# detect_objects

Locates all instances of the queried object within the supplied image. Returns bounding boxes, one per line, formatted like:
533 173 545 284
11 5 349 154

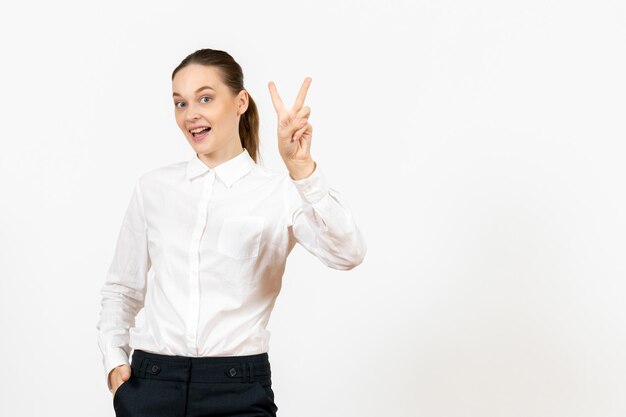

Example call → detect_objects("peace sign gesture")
268 77 315 177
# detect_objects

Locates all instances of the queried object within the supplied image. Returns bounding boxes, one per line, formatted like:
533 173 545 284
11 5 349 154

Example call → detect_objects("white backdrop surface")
0 1 625 416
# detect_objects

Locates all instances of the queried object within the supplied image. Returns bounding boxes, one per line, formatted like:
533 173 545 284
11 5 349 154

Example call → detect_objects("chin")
191 141 215 154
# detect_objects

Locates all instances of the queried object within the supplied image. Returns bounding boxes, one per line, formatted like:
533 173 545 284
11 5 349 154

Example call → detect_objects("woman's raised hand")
268 77 315 176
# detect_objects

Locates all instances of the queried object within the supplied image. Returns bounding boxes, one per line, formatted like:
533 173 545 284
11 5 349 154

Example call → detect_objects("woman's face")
172 64 248 166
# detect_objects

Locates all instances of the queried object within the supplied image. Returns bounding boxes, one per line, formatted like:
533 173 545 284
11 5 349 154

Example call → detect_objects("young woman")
96 48 366 417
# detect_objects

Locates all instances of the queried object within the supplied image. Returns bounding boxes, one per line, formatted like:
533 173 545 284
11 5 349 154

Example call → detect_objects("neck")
197 140 244 169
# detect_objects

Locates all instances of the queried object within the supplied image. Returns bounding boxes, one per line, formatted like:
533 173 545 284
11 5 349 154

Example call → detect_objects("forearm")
96 284 144 389
287 162 367 270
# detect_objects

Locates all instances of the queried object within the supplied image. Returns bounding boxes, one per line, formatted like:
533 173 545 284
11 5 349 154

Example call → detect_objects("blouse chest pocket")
217 215 265 260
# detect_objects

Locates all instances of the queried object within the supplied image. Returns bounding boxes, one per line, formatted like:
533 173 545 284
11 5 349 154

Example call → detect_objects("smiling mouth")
190 127 211 137
189 126 211 142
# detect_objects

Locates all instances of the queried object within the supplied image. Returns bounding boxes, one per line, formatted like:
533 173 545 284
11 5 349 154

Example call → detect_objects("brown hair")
171 48 260 163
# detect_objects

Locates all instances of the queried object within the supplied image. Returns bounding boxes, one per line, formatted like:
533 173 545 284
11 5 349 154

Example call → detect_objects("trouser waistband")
130 349 272 384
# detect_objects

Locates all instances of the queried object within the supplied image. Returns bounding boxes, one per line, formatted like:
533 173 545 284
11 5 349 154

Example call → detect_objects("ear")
236 90 249 115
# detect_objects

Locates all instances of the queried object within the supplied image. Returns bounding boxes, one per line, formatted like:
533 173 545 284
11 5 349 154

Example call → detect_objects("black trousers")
113 349 278 417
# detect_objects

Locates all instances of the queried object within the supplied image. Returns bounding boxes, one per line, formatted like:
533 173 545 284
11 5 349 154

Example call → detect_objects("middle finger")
291 77 312 113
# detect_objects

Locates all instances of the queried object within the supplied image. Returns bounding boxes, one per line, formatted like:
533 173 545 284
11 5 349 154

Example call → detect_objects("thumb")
120 364 132 380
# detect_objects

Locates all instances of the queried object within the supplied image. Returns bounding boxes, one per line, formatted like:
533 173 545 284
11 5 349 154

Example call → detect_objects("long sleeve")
285 162 366 270
96 179 151 390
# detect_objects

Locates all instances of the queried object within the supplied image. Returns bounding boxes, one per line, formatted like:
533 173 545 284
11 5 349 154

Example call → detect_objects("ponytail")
239 93 260 164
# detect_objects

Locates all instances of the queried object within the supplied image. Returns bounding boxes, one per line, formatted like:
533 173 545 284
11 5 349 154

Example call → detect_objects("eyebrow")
172 85 215 98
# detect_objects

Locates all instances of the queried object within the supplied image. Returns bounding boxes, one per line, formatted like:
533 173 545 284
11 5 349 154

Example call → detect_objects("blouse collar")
185 148 256 187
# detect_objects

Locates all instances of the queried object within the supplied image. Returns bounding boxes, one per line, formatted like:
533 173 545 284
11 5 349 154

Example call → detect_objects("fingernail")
299 119 306 124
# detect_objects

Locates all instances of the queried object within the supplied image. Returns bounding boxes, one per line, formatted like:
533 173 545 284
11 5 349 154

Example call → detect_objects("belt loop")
138 357 147 378
249 362 255 383
239 361 245 381
240 362 244 382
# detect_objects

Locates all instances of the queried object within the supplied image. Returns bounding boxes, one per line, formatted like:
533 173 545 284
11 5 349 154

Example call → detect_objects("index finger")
268 81 285 114
291 77 312 113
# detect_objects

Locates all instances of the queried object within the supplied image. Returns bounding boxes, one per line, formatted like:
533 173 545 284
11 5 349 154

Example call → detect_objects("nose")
185 102 201 122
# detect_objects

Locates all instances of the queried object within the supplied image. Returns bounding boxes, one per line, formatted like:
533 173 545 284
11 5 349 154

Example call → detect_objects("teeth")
190 127 210 133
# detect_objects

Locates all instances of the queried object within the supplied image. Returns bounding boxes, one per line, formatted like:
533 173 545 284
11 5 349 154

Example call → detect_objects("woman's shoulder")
252 163 286 179
252 164 301 189
134 160 188 187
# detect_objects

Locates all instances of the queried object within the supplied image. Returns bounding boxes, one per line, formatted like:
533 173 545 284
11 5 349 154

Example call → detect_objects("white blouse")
96 148 366 389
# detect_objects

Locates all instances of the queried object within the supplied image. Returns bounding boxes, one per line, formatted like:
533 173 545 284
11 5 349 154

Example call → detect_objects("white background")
1 1 625 416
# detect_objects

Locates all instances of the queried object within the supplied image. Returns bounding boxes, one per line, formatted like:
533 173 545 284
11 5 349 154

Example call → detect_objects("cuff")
103 348 130 392
290 162 331 205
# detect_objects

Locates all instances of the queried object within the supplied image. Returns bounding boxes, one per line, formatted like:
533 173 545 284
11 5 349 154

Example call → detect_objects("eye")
175 101 185 109
200 96 213 103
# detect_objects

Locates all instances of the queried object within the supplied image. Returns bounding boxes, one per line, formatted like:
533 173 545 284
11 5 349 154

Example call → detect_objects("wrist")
286 159 316 180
